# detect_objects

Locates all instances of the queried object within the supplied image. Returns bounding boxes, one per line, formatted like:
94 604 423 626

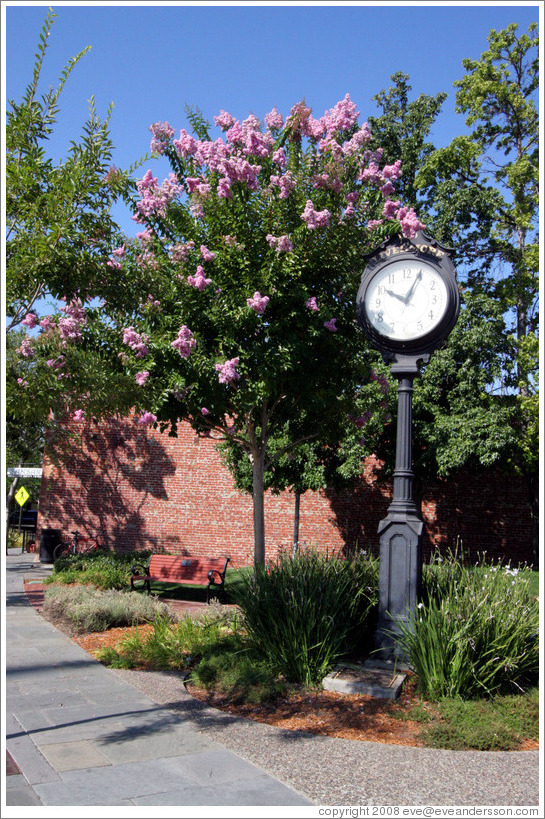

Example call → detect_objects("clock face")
364 259 449 342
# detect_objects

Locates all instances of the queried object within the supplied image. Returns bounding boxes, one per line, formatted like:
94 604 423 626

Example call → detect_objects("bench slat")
131 554 230 603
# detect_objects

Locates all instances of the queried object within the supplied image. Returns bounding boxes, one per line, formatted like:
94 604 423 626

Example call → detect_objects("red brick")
37 418 534 566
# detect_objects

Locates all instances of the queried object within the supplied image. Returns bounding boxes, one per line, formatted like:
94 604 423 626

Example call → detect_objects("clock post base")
374 512 423 663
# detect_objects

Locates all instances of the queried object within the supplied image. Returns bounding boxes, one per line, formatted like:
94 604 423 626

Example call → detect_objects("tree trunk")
5 474 20 554
251 450 266 567
292 490 301 557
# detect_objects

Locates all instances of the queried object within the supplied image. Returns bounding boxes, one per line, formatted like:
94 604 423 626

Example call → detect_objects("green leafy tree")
368 71 447 214
416 23 539 561
4 9 143 546
75 97 424 564
5 9 129 330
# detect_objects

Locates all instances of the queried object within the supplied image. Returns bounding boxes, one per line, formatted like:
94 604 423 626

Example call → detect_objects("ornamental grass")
396 550 539 701
235 547 379 687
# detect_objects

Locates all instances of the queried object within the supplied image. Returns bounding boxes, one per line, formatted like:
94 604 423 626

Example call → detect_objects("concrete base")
322 662 406 700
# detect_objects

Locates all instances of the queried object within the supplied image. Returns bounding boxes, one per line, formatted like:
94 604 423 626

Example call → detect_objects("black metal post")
375 364 423 661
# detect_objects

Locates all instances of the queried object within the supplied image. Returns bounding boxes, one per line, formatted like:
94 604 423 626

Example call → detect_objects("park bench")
130 554 230 603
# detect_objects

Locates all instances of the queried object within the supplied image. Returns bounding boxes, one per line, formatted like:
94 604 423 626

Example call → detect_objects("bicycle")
52 530 101 561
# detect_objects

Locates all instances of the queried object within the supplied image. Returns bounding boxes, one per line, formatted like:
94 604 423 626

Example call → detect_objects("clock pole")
355 231 460 664
375 354 426 661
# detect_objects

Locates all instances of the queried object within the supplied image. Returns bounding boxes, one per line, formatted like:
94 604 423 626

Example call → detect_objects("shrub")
98 606 239 670
48 550 153 590
42 583 172 633
396 551 539 700
234 547 379 686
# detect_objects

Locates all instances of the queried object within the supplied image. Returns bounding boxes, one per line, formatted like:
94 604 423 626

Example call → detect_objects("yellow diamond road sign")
15 486 30 507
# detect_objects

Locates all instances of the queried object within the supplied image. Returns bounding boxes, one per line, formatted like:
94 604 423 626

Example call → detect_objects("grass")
397 551 539 700
42 583 173 633
395 688 539 751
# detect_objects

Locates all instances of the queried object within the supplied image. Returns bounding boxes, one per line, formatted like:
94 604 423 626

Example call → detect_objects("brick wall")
37 417 534 567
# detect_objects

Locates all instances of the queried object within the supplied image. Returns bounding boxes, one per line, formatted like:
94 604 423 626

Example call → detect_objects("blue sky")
4 1 540 238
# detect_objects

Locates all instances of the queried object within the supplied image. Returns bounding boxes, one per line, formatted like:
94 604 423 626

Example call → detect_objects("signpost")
356 231 460 660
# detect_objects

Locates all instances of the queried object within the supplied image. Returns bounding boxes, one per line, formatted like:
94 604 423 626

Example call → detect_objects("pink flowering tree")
41 95 423 564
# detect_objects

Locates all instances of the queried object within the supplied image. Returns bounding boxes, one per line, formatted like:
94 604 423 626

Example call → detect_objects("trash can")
39 529 62 563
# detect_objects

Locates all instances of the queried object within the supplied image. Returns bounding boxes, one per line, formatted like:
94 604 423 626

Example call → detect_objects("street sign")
15 486 30 507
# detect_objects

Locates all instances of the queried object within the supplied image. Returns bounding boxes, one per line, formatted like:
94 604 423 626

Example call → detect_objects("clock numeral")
417 321 423 331
430 280 437 290
388 273 395 284
432 296 437 304
403 268 412 279
377 286 385 295
375 298 381 307
428 310 434 320
377 311 384 323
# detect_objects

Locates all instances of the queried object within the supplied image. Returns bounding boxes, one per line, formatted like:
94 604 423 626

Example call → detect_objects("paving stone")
39 740 111 771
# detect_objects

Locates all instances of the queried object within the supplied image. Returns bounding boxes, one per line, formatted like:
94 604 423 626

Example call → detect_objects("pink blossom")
169 240 195 262
266 234 293 253
187 266 212 291
17 378 28 387
173 129 198 157
112 245 126 256
185 177 201 193
265 107 284 130
359 162 382 185
342 124 372 155
312 173 342 194
321 94 359 136
301 200 331 230
171 325 196 358
149 121 174 154
39 316 57 333
383 199 401 220
367 219 384 230
276 235 294 253
122 327 150 358
353 411 372 429
380 181 396 198
324 318 338 332
46 356 65 369
247 292 270 315
135 371 149 385
217 178 232 198
396 207 425 239
17 337 35 357
306 297 319 312
73 409 86 422
244 129 273 158
201 407 210 416
107 258 121 269
200 245 215 261
226 121 244 145
382 160 402 180
215 357 240 385
138 411 157 426
214 110 236 130
272 147 287 167
22 313 38 328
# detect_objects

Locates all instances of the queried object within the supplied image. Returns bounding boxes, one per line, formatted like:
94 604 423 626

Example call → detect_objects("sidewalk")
4 552 313 808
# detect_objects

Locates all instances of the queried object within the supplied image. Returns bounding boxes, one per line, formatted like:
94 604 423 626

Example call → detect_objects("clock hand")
402 270 422 304
385 288 406 303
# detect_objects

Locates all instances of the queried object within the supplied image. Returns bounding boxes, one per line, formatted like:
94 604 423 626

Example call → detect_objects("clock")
356 232 460 361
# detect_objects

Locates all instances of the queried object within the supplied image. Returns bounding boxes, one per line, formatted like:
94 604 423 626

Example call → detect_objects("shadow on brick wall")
39 419 177 552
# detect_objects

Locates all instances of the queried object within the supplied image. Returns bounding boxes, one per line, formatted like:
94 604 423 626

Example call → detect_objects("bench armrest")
131 564 149 577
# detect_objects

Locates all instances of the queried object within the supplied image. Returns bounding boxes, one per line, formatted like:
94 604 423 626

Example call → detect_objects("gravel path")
110 668 540 806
